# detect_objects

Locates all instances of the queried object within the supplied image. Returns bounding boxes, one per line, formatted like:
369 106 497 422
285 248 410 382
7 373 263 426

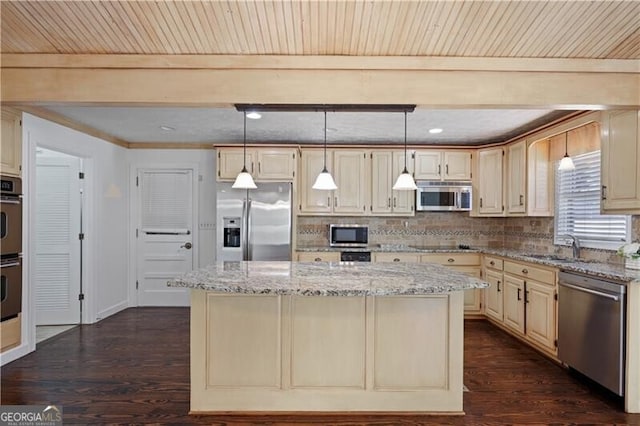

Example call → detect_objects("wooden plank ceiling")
1 0 639 59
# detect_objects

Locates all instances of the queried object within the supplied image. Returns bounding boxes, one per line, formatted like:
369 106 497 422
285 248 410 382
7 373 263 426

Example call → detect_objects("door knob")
181 242 192 249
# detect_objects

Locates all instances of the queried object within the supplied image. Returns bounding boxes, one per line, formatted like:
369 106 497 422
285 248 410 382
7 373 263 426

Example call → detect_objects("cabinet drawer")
483 255 504 270
297 252 340 262
1 314 21 352
504 260 555 284
374 253 420 263
421 253 480 266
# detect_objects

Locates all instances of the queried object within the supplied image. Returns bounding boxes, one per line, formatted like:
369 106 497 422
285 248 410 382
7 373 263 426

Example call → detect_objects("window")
554 150 630 250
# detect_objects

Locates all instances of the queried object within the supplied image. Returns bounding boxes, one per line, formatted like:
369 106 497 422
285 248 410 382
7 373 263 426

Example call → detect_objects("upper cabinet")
601 110 640 213
217 148 296 181
371 151 415 215
526 137 553 216
1 108 22 177
414 150 471 181
298 149 368 215
476 147 504 216
505 140 526 215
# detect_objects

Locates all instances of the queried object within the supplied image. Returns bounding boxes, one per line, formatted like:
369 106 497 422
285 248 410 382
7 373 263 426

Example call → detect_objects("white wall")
25 114 130 323
128 149 217 267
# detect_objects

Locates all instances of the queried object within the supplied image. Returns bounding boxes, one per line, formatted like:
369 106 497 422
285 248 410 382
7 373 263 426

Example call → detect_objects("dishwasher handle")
559 281 620 301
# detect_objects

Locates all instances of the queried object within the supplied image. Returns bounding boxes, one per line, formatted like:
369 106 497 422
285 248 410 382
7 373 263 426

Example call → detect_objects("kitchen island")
168 261 488 414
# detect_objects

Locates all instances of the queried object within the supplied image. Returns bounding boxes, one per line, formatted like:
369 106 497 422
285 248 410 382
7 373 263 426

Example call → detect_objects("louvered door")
35 155 82 325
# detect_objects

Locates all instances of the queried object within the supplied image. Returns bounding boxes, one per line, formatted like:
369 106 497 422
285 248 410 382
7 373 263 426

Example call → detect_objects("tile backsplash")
297 214 640 265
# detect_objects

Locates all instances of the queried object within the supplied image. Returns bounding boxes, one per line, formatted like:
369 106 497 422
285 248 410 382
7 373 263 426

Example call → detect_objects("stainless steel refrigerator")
216 182 292 261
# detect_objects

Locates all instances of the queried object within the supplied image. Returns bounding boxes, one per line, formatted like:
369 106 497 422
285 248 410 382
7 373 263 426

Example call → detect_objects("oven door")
0 196 22 256
416 188 457 211
1 257 22 321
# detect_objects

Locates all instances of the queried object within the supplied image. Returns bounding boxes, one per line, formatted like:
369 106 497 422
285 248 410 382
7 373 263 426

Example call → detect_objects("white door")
35 154 82 325
137 169 194 306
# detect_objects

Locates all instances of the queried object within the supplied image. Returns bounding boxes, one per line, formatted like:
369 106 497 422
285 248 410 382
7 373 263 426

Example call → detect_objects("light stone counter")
172 260 484 414
168 260 489 296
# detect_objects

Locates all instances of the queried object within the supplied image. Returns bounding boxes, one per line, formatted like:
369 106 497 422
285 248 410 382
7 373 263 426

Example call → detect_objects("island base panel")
190 291 464 412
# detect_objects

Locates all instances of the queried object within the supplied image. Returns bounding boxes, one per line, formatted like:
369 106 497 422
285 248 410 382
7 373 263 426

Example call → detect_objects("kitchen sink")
526 254 576 263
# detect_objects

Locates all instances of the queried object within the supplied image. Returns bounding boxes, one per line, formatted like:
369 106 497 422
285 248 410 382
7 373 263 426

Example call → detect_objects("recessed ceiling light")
159 125 175 131
429 128 443 134
246 111 262 119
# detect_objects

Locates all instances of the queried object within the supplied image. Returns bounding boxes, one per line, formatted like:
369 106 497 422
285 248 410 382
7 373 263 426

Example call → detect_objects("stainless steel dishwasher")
558 271 626 396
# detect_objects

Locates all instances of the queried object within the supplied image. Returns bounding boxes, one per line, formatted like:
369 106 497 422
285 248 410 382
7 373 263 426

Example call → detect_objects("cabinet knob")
393 258 400 262
522 268 528 274
447 258 455 263
489 260 495 266
314 257 322 262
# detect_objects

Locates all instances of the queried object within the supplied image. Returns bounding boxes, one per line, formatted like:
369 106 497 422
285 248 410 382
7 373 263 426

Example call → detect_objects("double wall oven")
1 175 22 322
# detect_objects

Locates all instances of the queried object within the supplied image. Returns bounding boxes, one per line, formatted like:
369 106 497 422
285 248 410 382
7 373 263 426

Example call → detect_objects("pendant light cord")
404 111 408 169
323 110 327 170
243 111 247 167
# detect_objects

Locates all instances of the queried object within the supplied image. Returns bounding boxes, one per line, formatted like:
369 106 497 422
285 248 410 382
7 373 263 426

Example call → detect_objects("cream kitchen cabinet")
505 140 526 215
422 253 482 315
476 147 504 216
296 251 340 262
370 151 415 215
414 150 471 181
482 256 504 322
1 107 22 177
217 148 296 181
502 259 557 354
527 137 553 216
601 110 640 213
333 150 368 215
299 149 368 215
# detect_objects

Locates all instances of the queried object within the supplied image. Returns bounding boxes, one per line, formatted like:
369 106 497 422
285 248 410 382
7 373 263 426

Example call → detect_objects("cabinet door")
414 151 442 180
451 266 482 314
373 253 420 263
503 274 525 335
443 151 471 180
299 149 333 214
477 147 504 215
257 149 296 180
333 150 367 214
371 151 393 214
525 280 556 352
601 110 640 212
297 252 340 262
527 138 553 216
0 108 22 177
392 151 415 213
506 140 526 215
218 148 255 180
483 269 504 322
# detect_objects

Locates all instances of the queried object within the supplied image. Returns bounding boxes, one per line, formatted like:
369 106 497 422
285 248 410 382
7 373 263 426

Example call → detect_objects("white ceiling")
41 106 574 146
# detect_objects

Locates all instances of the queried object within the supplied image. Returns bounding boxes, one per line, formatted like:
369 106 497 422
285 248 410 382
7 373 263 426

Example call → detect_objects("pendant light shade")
558 135 575 171
393 111 418 191
232 112 257 189
312 111 338 190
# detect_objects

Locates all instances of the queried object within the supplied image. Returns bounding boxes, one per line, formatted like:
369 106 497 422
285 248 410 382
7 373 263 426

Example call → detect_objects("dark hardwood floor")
2 308 639 425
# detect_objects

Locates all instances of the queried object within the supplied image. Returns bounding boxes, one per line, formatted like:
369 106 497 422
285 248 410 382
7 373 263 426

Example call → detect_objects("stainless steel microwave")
416 181 472 211
329 224 368 247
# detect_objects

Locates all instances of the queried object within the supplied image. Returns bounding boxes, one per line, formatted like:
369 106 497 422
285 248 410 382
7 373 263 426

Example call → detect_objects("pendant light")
312 110 337 190
558 134 575 171
393 111 418 190
232 111 257 189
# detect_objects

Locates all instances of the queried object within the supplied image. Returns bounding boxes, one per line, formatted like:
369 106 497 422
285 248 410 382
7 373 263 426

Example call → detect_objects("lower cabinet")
373 252 420 263
0 314 21 353
487 257 558 355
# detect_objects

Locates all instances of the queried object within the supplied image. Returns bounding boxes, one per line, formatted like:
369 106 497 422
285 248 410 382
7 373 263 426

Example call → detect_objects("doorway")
34 148 83 326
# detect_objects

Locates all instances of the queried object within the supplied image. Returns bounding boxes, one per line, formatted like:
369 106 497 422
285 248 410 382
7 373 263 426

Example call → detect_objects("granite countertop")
168 261 489 296
296 246 640 283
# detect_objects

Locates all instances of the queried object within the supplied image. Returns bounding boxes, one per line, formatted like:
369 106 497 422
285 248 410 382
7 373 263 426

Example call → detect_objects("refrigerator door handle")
242 199 249 260
247 199 253 261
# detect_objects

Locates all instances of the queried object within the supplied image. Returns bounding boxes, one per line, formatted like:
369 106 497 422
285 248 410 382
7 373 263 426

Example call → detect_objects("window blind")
554 150 630 250
141 170 191 233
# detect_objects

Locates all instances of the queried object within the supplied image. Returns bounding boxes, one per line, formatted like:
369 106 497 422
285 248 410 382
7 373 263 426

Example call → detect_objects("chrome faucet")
564 235 581 259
